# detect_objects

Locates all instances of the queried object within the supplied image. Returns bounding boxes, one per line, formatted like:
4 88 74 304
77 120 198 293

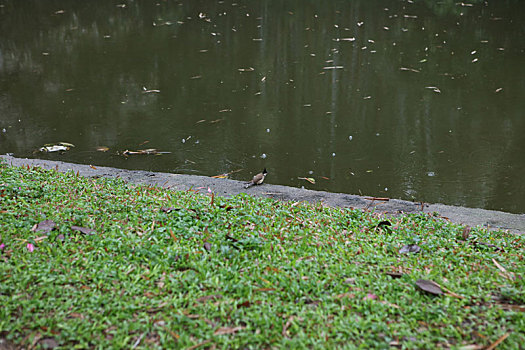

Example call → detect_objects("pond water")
1 0 524 213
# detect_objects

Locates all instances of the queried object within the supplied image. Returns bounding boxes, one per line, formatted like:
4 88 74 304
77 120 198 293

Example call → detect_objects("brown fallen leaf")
415 279 443 296
161 207 180 213
399 244 421 254
163 327 180 340
39 338 59 349
32 220 56 234
492 259 515 280
472 242 504 252
187 339 212 350
334 292 356 299
214 326 246 335
498 304 525 312
71 226 96 236
168 228 178 243
385 272 404 279
462 226 471 240
237 301 252 308
486 332 510 350
195 294 222 303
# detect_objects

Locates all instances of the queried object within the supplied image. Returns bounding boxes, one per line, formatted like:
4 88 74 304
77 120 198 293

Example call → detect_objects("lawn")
0 163 523 349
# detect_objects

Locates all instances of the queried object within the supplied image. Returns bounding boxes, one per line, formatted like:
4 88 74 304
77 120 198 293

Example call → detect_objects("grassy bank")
0 164 523 349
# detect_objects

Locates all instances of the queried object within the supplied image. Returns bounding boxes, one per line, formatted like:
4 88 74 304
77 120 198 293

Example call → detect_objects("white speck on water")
332 152 336 157
261 153 267 159
2 128 6 133
427 171 436 177
376 133 380 136
308 170 314 174
266 128 270 133
384 187 388 191
348 135 353 141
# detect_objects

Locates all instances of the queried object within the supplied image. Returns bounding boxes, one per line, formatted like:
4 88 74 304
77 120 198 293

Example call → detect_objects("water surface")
1 0 524 213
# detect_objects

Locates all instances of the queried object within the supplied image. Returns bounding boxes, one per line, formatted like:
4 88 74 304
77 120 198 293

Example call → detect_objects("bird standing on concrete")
244 168 268 188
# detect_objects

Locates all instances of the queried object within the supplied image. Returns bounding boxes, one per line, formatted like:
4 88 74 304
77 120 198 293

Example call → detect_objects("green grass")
0 163 523 349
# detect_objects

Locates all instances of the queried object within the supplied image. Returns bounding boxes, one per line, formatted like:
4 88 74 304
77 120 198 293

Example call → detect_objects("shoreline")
2 154 524 234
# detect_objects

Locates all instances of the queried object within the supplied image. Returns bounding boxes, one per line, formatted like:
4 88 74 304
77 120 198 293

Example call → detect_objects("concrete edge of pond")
2 155 524 235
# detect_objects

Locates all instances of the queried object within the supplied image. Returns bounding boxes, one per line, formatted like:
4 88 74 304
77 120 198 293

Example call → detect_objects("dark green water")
1 0 524 213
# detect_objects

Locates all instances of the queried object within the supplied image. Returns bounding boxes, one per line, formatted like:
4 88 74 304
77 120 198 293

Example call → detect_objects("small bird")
244 168 268 188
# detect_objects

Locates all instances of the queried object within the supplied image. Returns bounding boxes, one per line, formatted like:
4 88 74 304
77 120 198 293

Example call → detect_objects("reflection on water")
1 0 524 213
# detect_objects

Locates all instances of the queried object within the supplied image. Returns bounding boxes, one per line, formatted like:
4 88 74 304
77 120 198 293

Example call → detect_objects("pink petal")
27 243 34 252
0 243 5 251
207 187 212 193
363 293 378 300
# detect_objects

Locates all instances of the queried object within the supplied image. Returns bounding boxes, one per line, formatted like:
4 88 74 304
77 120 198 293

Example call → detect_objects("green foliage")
1 164 523 349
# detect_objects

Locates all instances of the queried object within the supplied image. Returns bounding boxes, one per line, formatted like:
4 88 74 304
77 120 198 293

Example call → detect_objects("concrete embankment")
2 155 524 234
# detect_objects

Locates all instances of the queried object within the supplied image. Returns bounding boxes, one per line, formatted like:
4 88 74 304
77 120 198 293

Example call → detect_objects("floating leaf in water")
142 87 160 93
55 142 75 148
399 67 420 73
122 149 171 156
323 66 344 70
298 177 316 184
333 37 355 42
40 145 68 153
415 279 443 296
425 86 441 93
39 142 74 152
